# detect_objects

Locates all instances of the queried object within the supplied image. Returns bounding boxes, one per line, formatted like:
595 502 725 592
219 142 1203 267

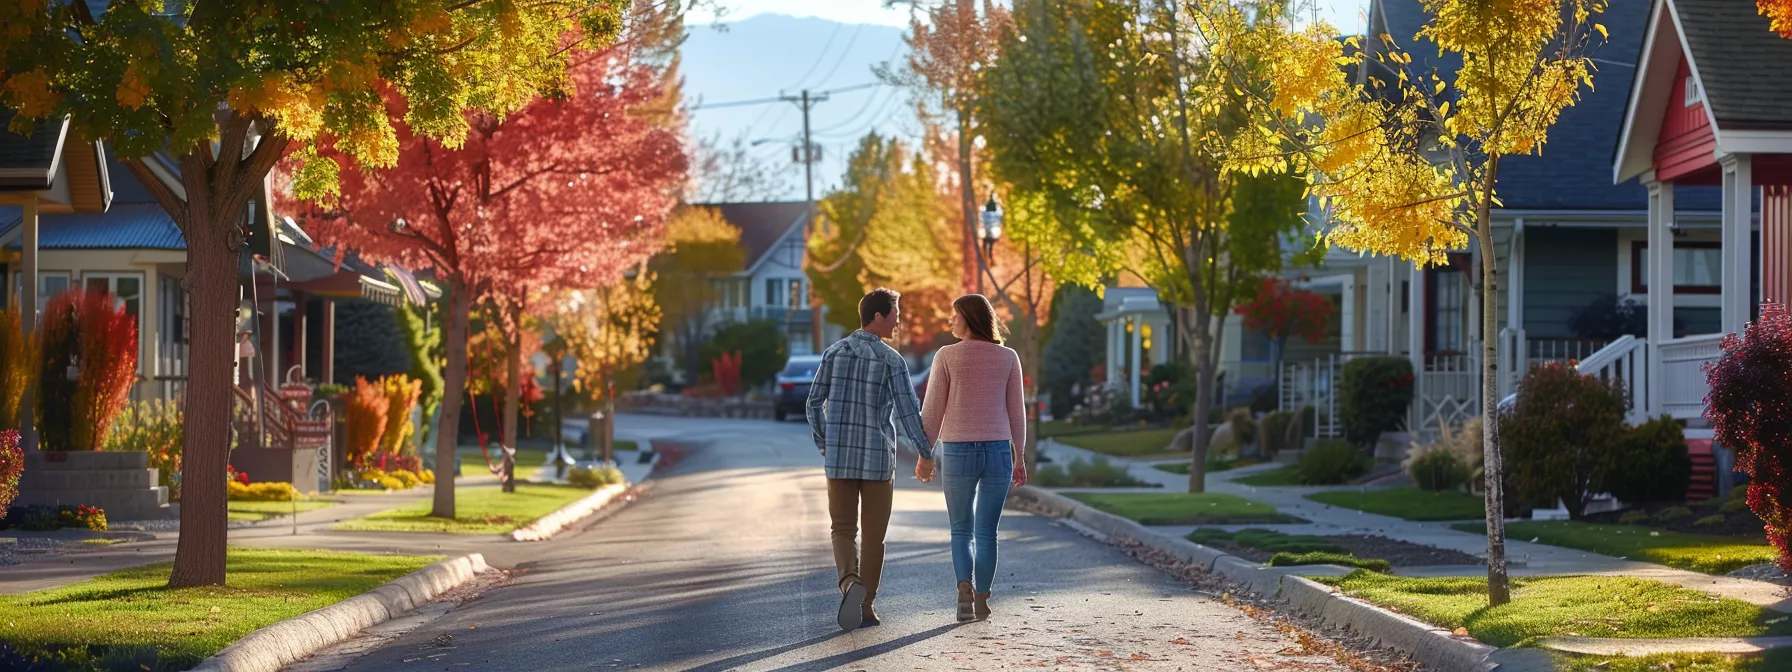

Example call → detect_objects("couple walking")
804 288 1029 632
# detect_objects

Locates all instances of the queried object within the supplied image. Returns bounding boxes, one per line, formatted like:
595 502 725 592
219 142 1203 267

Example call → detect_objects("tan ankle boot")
955 581 975 622
974 592 991 620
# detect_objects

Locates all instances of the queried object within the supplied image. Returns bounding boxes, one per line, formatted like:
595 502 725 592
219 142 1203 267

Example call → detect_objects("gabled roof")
695 201 810 271
0 146 175 249
0 111 69 191
1673 0 1792 131
1369 0 1718 212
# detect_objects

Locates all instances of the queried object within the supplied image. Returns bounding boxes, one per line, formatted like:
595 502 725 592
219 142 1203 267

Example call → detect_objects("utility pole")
781 89 829 353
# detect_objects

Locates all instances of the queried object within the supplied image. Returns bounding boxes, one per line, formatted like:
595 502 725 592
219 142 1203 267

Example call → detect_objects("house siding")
1522 227 1618 339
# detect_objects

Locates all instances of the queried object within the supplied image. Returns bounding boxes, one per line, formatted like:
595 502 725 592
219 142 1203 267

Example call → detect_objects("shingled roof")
1366 0 1719 212
695 201 810 271
0 147 182 250
1673 0 1792 131
0 111 68 191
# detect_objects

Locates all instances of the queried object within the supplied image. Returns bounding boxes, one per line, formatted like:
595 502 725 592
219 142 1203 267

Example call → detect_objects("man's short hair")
859 288 900 327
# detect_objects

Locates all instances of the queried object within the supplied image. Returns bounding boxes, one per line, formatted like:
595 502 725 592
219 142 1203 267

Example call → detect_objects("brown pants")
827 478 894 605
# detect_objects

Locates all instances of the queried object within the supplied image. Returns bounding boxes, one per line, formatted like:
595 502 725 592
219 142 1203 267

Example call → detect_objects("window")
1433 270 1467 352
1684 77 1700 107
1631 241 1722 295
765 278 785 306
787 279 804 309
10 271 71 314
84 273 144 354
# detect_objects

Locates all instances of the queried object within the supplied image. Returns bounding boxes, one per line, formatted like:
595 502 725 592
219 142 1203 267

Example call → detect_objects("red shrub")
0 430 21 517
37 289 138 450
345 377 390 469
1706 301 1792 572
712 351 742 397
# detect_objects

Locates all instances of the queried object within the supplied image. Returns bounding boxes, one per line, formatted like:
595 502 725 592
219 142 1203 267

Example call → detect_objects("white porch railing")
1574 335 1648 425
1419 352 1479 438
1659 333 1726 421
1279 355 1344 439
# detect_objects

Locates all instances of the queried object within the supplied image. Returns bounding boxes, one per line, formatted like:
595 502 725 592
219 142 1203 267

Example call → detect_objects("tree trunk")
167 234 237 588
957 107 980 294
1016 316 1042 473
503 321 521 494
1187 306 1214 493
431 286 471 519
1477 170 1512 606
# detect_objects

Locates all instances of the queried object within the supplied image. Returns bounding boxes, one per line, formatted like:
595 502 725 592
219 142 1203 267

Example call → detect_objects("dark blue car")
774 355 825 422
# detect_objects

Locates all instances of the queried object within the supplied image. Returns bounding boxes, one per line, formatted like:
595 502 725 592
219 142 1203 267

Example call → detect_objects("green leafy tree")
394 298 444 451
653 206 747 379
1041 284 1106 418
1 0 626 586
699 321 789 388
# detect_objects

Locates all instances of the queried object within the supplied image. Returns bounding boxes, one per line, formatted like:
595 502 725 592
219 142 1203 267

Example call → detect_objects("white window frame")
1684 77 1700 107
82 272 147 371
10 270 72 315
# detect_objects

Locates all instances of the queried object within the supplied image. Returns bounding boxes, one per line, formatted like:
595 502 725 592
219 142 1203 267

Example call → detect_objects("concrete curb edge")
510 482 631 542
190 553 492 672
1010 486 1498 672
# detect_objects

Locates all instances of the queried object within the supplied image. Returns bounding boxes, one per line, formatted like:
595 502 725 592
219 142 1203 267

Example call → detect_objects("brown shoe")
974 592 991 620
956 581 975 622
838 578 867 631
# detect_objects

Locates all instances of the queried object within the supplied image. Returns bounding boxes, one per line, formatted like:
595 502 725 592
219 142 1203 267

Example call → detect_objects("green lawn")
1038 420 1106 438
1153 458 1251 475
1065 492 1300 525
1553 650 1792 672
1306 487 1486 521
1056 429 1183 459
334 483 594 535
0 548 436 669
1450 520 1776 575
227 499 338 522
1232 464 1303 486
614 439 639 452
1315 571 1792 648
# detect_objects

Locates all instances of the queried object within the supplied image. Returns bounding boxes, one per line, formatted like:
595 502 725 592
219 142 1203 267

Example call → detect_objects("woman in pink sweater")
916 293 1027 622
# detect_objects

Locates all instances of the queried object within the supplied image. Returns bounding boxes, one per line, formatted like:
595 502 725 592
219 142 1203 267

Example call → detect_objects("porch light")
980 196 1003 258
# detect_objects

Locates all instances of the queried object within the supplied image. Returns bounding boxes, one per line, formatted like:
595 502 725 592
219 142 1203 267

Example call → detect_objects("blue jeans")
942 440 1013 594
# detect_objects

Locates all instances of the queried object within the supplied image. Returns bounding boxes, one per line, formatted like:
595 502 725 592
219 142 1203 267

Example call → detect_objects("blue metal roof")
1 203 185 250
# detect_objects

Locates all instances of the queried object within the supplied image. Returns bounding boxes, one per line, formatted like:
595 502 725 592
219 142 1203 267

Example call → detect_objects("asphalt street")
315 415 1346 671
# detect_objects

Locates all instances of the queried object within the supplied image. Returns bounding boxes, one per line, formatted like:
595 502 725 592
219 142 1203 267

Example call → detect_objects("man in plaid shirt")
806 287 933 632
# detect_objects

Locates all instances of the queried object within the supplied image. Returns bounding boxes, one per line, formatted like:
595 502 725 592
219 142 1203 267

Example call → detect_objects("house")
694 201 843 356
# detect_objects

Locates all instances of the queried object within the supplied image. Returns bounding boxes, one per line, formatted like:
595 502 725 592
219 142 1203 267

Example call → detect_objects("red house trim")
1652 56 1718 184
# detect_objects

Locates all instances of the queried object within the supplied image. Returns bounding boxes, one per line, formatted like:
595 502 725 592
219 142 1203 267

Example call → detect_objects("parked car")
774 355 825 421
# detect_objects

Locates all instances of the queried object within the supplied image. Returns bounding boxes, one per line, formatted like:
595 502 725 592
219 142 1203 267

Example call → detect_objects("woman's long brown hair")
953 294 1006 344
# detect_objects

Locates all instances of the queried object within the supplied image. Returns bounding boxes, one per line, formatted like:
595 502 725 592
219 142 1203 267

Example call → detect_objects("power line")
790 22 845 91
810 23 867 88
688 82 879 112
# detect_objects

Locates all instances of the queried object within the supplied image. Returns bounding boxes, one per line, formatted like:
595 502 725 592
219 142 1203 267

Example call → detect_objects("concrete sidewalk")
1039 438 1792 613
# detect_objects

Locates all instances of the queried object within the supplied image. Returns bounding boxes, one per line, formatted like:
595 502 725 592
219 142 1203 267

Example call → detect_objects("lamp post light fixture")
979 196 1004 261
388 218 407 235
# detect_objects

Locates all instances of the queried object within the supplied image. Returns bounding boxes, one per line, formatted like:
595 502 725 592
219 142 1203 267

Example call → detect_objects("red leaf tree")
1234 278 1333 392
290 47 685 511
1706 301 1792 571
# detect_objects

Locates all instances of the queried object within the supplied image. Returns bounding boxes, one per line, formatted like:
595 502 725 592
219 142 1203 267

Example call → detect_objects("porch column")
1505 218 1527 398
1129 316 1142 407
1106 319 1122 385
1407 261 1424 386
1646 178 1675 416
291 293 308 381
19 198 36 451
1152 316 1171 366
1387 256 1404 355
1340 276 1358 352
322 300 336 385
1720 153 1754 335
1364 262 1387 352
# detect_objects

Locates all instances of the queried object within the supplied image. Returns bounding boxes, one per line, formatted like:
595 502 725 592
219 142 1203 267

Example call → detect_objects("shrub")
1258 410 1302 459
1338 357 1413 449
1144 361 1197 420
103 400 184 501
1654 506 1693 522
1694 514 1727 528
569 465 624 489
227 481 299 502
1299 440 1368 485
419 469 436 484
1707 301 1792 572
1619 510 1650 524
1407 449 1466 492
37 289 138 451
376 475 406 491
699 320 788 388
0 305 35 430
379 375 423 456
1607 416 1691 505
345 377 390 469
1034 456 1150 488
2 504 109 532
0 430 20 517
1499 362 1628 520
387 469 422 489
1248 383 1278 414
1227 408 1257 446
1723 497 1751 514
1269 551 1390 573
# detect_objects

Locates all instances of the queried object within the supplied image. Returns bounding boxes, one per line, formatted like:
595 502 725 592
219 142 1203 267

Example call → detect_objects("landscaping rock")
1726 563 1791 585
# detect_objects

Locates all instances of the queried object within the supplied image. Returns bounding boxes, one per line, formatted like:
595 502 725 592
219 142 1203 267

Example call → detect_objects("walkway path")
1040 438 1792 612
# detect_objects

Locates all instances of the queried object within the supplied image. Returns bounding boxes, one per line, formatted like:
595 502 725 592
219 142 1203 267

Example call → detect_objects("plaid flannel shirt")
806 330 933 481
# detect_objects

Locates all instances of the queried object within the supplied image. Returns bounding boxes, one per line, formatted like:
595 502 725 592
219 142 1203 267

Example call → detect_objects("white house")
696 201 843 356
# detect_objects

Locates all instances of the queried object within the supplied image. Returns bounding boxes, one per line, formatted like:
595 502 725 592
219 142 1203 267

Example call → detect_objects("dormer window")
1684 77 1700 107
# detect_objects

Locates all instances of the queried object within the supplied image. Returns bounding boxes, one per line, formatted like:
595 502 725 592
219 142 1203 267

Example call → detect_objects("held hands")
916 457 936 483
1012 461 1027 487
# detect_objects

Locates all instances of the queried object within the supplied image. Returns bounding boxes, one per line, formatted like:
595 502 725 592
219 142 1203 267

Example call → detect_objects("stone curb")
1009 486 1498 672
190 553 491 672
509 482 632 542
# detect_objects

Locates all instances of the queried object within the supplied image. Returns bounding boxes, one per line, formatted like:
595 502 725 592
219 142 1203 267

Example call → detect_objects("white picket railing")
1574 335 1648 425
1658 333 1725 421
1419 352 1479 438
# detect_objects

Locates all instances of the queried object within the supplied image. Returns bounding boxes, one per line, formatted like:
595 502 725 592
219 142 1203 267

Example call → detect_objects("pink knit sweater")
920 339 1026 448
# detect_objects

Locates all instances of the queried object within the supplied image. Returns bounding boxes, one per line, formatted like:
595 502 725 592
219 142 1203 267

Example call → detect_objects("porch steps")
1686 440 1716 501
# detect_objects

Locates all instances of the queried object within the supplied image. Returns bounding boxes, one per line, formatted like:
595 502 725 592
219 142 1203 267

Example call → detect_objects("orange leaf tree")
345 377 390 471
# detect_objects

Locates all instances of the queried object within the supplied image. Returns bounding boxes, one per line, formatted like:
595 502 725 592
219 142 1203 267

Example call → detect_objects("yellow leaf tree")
1194 0 1607 605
